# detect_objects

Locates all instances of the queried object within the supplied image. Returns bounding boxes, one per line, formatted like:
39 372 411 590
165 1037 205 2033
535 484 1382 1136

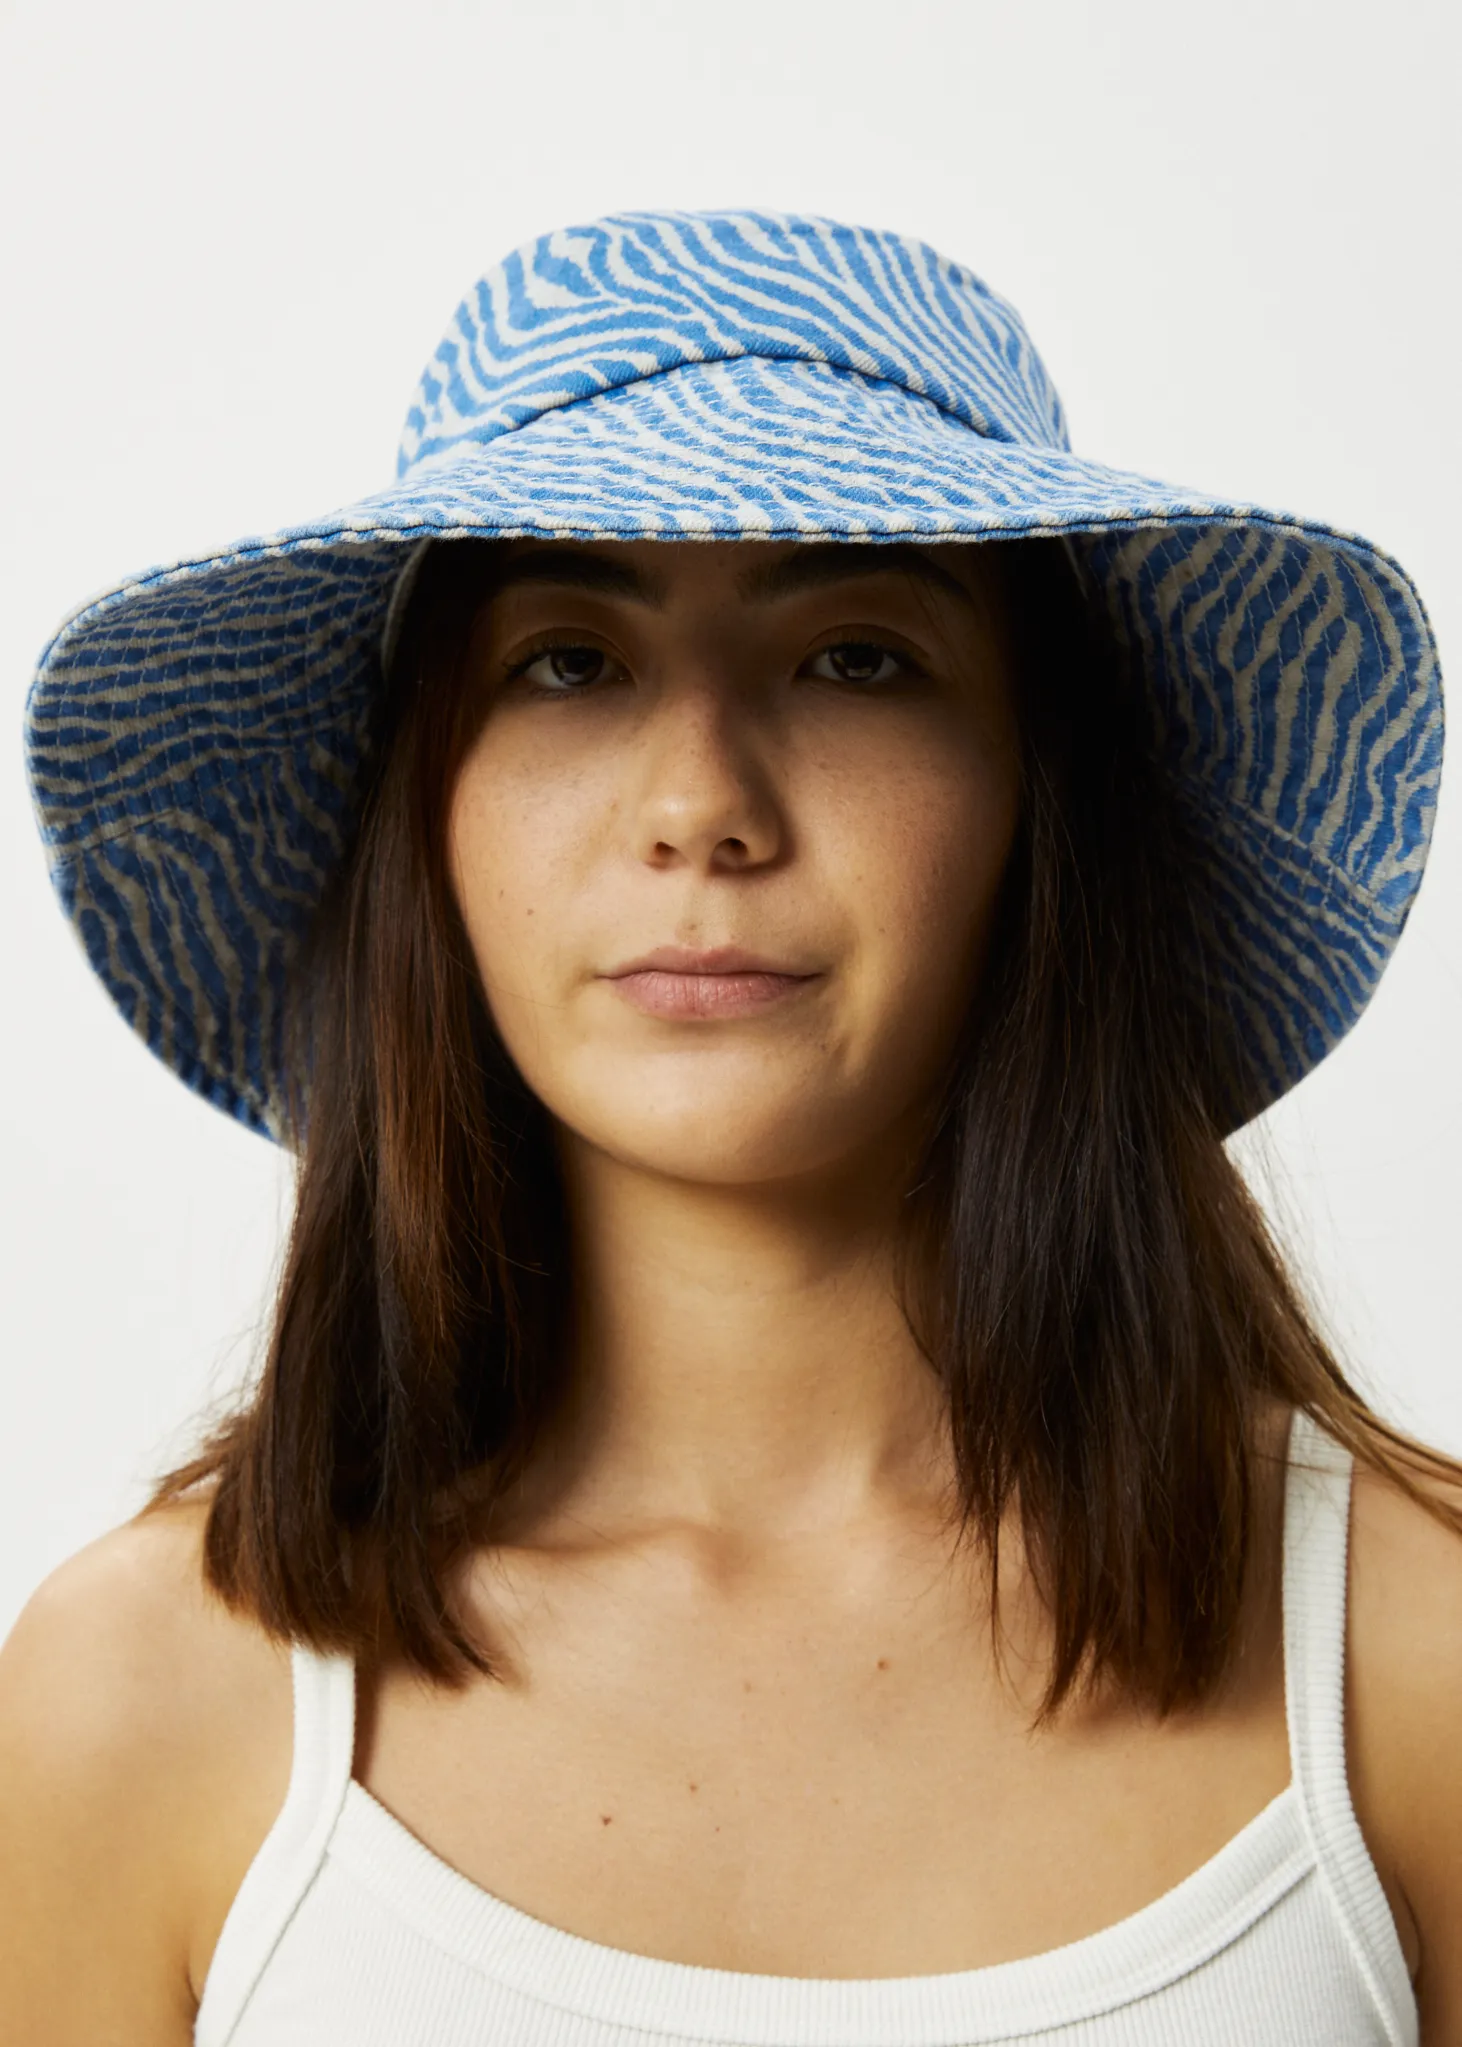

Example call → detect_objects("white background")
1 0 1457 1640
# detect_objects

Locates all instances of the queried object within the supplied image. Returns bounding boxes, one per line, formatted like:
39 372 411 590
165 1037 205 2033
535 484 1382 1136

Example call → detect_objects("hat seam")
400 350 1026 475
1195 806 1410 924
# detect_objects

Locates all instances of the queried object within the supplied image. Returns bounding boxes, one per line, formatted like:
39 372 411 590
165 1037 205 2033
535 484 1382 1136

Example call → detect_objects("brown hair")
151 535 1460 1713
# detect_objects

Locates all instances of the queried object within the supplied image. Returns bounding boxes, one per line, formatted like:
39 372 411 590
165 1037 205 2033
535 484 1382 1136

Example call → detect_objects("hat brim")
24 356 1444 1138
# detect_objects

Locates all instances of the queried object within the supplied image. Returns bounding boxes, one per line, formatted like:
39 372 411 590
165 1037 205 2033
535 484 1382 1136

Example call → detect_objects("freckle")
876 1658 890 1671
601 1814 613 1826
743 1679 753 1693
688 1781 699 1793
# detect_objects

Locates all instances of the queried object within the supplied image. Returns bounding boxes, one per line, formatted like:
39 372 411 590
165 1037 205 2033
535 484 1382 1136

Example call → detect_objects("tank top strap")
1282 1408 1414 2038
194 1645 357 2047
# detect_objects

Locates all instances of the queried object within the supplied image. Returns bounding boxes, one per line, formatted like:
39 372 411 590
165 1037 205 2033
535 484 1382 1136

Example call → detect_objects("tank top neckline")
193 1408 1417 2047
329 1773 1309 2042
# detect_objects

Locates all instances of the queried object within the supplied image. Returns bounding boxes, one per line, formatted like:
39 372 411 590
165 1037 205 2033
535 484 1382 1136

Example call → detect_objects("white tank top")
193 1411 1417 2045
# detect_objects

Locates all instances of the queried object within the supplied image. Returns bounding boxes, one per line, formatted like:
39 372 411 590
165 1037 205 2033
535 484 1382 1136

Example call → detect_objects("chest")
355 1543 1291 1976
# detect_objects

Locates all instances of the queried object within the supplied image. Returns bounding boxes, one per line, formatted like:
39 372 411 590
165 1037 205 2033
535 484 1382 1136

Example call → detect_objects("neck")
518 1133 955 1546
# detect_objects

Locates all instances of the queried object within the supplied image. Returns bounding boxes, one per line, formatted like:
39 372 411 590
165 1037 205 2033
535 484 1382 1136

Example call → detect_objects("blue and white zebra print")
22 210 1444 1139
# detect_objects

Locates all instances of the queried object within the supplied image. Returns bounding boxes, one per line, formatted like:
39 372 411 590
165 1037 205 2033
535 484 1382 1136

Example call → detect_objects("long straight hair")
152 535 1459 1712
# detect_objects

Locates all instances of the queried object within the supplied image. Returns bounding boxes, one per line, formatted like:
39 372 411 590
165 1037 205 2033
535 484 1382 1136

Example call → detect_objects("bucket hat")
24 209 1443 1141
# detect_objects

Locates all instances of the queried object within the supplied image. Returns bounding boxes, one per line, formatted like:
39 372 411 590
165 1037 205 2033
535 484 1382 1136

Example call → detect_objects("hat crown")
396 210 1069 478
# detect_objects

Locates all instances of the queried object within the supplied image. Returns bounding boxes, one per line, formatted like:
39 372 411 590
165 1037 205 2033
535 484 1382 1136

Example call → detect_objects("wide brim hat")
25 210 1443 1141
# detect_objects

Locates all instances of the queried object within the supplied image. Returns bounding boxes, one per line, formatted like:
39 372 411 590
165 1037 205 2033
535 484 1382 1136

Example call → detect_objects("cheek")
834 743 1020 1005
446 737 597 1004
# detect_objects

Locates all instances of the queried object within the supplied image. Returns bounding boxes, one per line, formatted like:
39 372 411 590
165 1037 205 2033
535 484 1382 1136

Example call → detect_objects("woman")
3 210 1459 2043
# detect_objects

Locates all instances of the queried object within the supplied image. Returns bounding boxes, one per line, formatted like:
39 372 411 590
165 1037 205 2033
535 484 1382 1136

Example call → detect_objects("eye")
804 640 914 688
509 641 619 695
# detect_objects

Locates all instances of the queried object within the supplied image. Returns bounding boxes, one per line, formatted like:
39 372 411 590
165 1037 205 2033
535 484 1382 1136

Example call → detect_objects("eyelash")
503 633 927 698
503 635 619 698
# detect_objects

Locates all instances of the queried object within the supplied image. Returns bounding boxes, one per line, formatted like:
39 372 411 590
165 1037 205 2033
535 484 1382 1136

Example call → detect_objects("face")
446 538 1022 1192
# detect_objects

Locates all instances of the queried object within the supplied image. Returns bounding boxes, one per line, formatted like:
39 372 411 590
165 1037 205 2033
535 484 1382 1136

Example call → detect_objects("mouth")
607 945 813 976
602 946 822 1021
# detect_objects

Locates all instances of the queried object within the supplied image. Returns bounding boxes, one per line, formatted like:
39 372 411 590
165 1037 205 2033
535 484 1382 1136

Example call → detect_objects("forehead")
486 537 1010 619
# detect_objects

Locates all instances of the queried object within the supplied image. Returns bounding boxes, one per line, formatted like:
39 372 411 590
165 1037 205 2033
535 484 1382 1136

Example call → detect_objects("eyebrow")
488 542 983 612
491 549 663 603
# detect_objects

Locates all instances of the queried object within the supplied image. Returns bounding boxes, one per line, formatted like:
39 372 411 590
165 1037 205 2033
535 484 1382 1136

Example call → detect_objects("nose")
629 680 784 874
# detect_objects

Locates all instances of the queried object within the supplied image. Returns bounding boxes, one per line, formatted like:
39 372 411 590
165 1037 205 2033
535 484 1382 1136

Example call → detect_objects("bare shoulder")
0 1502 293 2044
0 1499 293 1789
1346 1441 1462 2028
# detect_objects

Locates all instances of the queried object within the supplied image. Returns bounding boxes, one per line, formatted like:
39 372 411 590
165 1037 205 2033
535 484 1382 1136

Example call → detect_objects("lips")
603 945 821 1020
606 944 811 977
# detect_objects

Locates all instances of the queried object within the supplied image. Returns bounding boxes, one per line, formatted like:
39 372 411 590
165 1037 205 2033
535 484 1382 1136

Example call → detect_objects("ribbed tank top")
193 1411 1417 2045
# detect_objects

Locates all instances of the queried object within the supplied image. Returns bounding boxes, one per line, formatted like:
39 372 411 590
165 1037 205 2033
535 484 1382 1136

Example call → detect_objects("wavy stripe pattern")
398 211 1067 472
23 211 1444 1139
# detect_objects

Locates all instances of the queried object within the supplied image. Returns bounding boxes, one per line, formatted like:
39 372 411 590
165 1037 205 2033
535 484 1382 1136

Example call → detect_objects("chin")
564 1090 880 1189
